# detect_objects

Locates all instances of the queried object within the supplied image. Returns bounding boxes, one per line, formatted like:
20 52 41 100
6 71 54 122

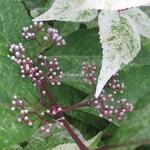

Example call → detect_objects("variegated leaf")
33 0 150 22
33 0 98 22
51 131 102 150
123 8 150 39
95 11 141 98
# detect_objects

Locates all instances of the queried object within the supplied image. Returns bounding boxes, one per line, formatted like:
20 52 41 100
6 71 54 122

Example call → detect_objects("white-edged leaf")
95 11 140 98
80 0 150 10
33 0 150 22
123 8 150 39
50 131 102 150
33 0 98 22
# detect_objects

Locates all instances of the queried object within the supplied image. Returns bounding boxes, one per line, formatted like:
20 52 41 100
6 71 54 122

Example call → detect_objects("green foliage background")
0 0 150 150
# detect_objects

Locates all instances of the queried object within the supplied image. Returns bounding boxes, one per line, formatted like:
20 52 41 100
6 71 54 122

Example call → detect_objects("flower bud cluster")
107 73 124 94
9 22 67 136
11 95 33 126
46 107 62 116
39 56 63 85
46 27 66 46
40 123 52 135
81 62 97 85
8 43 25 63
92 73 133 122
22 22 66 46
53 117 65 129
11 95 64 133
22 22 44 40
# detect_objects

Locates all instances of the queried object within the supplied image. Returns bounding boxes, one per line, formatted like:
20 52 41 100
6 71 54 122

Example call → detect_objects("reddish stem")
62 101 89 112
41 82 89 150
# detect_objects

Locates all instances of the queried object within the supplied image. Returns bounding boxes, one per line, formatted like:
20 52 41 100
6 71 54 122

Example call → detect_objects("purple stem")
41 82 89 150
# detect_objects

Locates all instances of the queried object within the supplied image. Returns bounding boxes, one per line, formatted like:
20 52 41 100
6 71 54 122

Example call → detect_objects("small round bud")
89 81 92 85
39 70 42 74
110 106 114 109
56 67 60 70
117 100 120 104
41 126 45 131
57 107 62 112
102 97 106 101
114 110 118 114
39 22 43 27
24 116 28 121
38 55 42 59
99 114 103 118
29 25 33 29
34 22 38 27
108 118 112 122
22 33 25 36
94 100 98 104
15 52 20 58
52 111 56 115
28 121 32 126
110 98 114 102
108 94 112 98
118 117 122 121
59 122 64 126
19 100 23 104
51 82 55 85
105 105 108 108
49 123 52 127
41 62 45 66
22 74 25 78
53 72 56 76
57 82 61 85
13 95 17 100
109 110 113 115
46 109 50 114
104 110 108 115
43 56 47 60
43 36 48 41
11 107 15 111
42 91 46 95
20 109 25 115
45 129 50 134
120 112 124 116
24 109 28 114
41 112 44 116
113 91 116 94
12 101 16 105
17 118 22 122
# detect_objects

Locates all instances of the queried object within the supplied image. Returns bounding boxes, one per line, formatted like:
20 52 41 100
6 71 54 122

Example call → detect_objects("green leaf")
65 108 109 130
0 57 39 149
115 65 150 106
51 131 102 150
107 90 150 150
0 0 41 148
33 0 98 22
124 8 150 39
21 0 46 10
95 11 140 98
